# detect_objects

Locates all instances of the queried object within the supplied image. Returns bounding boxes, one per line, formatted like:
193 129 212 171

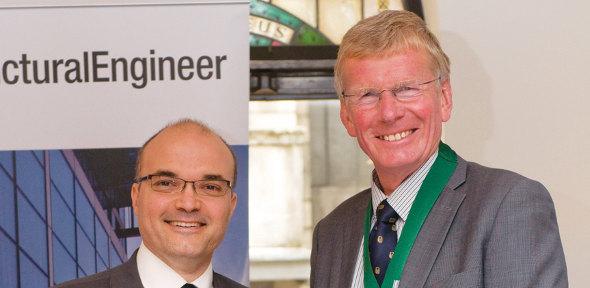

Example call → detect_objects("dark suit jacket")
310 156 568 288
55 251 247 288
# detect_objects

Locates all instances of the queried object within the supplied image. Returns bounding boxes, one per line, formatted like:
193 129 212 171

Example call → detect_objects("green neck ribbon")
363 142 457 288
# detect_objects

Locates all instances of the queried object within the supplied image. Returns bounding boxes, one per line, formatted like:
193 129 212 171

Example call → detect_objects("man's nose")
175 183 202 212
377 91 404 121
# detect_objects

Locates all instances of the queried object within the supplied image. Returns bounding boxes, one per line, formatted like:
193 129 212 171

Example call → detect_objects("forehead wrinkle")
344 63 431 91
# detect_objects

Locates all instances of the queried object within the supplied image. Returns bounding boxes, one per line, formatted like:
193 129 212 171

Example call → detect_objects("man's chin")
373 154 422 172
168 245 209 259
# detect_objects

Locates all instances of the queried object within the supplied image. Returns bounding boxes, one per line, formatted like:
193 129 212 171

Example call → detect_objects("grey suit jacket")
310 156 568 288
55 251 247 288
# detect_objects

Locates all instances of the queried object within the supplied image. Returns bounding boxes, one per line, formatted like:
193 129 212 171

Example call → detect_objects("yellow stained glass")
272 0 318 27
364 0 404 18
318 0 362 44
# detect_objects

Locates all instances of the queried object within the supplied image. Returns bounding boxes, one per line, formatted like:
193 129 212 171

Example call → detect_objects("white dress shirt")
137 242 213 288
350 151 438 288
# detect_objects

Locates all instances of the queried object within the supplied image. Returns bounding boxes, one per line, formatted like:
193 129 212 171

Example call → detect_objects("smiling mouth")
166 221 206 228
377 129 416 142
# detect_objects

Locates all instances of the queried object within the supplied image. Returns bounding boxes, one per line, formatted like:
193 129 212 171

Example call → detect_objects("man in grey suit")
58 119 247 288
310 10 567 288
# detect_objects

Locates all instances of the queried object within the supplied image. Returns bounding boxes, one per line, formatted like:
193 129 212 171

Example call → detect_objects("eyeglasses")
134 174 232 197
341 76 441 109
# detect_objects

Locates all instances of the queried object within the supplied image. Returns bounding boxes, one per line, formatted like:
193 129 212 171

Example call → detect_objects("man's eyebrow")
202 174 229 181
150 171 229 182
151 170 177 177
392 80 415 87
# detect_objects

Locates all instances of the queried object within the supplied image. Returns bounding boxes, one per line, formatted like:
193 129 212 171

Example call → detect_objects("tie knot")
375 200 398 224
181 284 197 288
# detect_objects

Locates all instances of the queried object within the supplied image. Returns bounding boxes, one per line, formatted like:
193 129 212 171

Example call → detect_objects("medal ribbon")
363 142 457 287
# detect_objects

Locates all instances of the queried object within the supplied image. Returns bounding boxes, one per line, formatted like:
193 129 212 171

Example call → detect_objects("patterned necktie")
369 199 399 286
181 284 197 288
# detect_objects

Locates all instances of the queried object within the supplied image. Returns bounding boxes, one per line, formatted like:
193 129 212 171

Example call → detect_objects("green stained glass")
250 34 272 47
250 0 332 46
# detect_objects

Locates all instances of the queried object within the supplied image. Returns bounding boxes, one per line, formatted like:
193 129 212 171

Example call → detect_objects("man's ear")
340 99 357 137
229 191 237 217
439 77 453 122
131 183 140 216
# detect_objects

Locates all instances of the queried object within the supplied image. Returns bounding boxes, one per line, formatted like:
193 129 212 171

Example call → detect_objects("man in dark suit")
58 119 247 288
310 10 567 288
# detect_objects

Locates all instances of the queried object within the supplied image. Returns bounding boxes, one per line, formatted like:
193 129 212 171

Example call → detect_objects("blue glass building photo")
0 145 249 288
0 149 137 287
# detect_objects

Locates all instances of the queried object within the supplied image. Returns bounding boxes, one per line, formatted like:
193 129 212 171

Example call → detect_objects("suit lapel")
338 189 371 287
213 272 243 288
399 157 467 288
213 273 224 287
110 251 144 288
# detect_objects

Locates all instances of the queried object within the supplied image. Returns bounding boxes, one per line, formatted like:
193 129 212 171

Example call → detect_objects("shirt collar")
371 150 438 221
137 242 213 288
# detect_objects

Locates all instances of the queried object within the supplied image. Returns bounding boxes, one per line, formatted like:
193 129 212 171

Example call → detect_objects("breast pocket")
425 267 483 288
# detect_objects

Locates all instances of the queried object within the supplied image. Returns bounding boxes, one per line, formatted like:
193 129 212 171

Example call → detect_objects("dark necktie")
181 284 197 288
369 199 399 286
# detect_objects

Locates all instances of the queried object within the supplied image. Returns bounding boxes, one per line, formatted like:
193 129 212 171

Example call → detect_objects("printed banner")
0 1 249 287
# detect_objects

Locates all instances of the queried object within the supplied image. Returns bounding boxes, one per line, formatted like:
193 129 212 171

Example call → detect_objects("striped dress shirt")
350 151 437 288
